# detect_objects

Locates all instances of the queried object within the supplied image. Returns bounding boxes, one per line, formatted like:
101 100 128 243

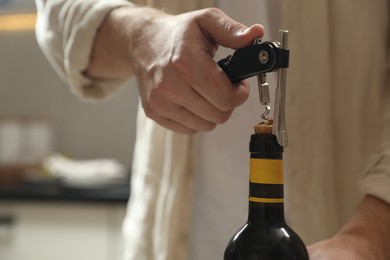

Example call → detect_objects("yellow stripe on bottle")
249 197 284 203
250 158 283 184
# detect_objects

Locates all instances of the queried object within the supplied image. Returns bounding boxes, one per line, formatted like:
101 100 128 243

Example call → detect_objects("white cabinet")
0 202 126 260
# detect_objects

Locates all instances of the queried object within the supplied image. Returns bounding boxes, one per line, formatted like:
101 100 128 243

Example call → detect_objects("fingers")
143 87 220 134
169 46 250 112
195 8 264 49
170 85 234 124
142 65 238 133
149 115 198 135
189 51 250 111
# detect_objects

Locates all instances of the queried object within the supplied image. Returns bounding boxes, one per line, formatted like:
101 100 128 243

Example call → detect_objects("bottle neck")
248 201 285 225
247 157 285 225
247 133 285 225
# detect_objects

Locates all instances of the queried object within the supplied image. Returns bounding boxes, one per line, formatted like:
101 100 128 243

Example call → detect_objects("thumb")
197 8 264 50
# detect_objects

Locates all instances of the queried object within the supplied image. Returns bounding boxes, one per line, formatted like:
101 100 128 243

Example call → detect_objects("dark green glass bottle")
224 133 309 260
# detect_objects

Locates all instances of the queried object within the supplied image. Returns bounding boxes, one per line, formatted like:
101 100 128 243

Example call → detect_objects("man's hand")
308 195 390 260
86 7 264 134
308 234 376 260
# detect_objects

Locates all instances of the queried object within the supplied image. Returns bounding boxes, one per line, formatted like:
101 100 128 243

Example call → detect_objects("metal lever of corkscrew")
272 30 289 147
217 30 290 147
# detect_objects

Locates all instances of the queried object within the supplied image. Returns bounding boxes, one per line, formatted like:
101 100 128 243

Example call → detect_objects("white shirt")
35 0 390 259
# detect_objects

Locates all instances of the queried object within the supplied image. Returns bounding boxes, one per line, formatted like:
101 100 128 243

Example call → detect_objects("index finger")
188 50 250 111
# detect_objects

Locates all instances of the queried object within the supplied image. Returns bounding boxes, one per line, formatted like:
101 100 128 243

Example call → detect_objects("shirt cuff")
360 150 390 205
63 0 134 100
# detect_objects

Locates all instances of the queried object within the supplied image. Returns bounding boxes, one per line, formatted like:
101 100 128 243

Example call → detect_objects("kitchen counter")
0 182 128 260
0 179 130 203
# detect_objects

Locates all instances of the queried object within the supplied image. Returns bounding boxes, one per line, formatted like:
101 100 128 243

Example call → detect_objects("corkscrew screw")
218 30 290 147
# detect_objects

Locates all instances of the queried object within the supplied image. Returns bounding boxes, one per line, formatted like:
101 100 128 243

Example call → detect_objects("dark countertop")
0 179 130 204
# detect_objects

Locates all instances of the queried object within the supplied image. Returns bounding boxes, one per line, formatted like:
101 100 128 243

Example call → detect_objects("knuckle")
170 49 192 80
218 98 236 111
198 7 241 35
153 75 175 98
155 81 169 95
225 22 243 36
215 111 232 124
218 87 249 111
204 123 217 132
200 7 224 18
186 130 198 135
170 53 186 72
143 103 156 119
144 91 162 118
201 121 218 131
193 122 216 132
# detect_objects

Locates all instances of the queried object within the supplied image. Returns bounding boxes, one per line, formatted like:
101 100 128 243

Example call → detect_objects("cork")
254 119 273 134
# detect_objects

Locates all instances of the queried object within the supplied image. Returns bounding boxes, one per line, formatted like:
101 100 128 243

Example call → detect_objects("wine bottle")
224 130 309 260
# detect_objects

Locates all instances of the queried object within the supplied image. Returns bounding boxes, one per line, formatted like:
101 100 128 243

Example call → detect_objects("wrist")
85 5 169 79
117 7 171 76
336 195 390 259
114 6 171 71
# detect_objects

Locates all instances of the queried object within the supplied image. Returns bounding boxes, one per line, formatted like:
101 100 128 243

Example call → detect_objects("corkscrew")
218 30 290 147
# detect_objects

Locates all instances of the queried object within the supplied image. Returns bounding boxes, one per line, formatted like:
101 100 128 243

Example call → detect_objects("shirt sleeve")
360 91 390 205
34 0 134 100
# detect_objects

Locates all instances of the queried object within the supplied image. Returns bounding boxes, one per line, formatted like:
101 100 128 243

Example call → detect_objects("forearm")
85 6 168 79
337 195 390 259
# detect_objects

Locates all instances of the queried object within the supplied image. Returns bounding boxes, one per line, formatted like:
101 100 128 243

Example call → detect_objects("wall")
0 29 139 164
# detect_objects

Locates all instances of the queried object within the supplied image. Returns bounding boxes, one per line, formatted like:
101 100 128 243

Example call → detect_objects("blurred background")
0 0 281 259
0 1 138 259
0 1 139 165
